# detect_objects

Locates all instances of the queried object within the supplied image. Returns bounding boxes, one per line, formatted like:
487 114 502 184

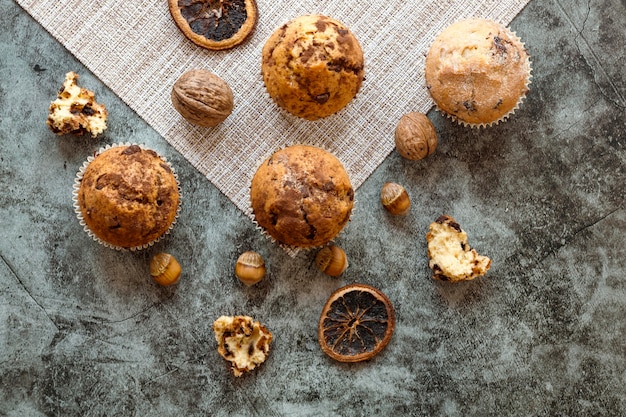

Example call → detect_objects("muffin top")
261 15 364 120
250 145 354 248
425 18 531 126
77 145 180 249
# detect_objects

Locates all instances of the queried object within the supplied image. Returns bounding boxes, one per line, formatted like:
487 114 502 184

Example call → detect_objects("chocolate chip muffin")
425 18 531 127
250 145 354 248
261 15 365 120
74 144 180 250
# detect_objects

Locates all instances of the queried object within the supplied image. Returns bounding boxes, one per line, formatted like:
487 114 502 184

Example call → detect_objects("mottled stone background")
1 0 625 416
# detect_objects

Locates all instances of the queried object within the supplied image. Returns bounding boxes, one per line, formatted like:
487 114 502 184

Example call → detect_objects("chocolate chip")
300 47 315 64
347 188 354 201
322 181 335 192
82 104 95 116
493 36 508 54
122 145 141 155
463 100 477 112
448 221 462 232
313 93 330 104
315 19 328 32
159 162 172 173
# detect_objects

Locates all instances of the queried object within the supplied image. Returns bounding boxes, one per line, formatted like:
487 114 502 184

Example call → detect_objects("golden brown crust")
261 15 364 120
425 19 531 126
168 0 258 51
250 145 354 248
77 145 180 249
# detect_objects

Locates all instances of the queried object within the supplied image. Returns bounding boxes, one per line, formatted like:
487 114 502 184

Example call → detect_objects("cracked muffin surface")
250 145 354 248
261 14 364 120
425 18 531 127
77 145 180 249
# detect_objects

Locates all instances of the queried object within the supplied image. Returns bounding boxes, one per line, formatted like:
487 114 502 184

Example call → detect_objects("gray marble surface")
1 0 625 415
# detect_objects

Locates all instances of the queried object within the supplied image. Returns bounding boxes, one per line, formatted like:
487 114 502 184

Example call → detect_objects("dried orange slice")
168 0 258 51
318 284 395 363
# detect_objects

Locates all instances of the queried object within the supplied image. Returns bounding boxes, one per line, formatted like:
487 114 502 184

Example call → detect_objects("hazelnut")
171 69 234 127
315 245 348 277
150 253 182 286
235 251 266 286
394 112 438 160
381 182 410 216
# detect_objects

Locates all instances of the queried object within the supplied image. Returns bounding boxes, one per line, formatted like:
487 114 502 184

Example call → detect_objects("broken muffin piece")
426 214 491 282
47 71 107 137
213 315 273 377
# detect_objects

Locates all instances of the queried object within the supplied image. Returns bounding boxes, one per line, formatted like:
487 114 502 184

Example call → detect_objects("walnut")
171 69 234 127
394 112 438 160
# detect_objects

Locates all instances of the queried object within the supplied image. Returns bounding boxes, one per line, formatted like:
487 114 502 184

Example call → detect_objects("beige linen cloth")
17 0 529 219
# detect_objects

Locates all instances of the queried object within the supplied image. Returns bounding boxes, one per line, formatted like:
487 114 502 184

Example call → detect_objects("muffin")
261 15 365 120
250 145 354 248
426 215 491 282
73 144 180 250
425 18 531 127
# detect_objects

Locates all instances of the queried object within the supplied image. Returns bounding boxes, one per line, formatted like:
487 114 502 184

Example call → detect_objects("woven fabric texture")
17 0 529 217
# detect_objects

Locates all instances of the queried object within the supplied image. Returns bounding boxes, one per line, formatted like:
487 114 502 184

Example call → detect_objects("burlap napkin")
17 0 529 219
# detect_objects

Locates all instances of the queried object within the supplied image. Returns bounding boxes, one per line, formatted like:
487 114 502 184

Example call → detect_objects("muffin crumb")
47 72 107 137
213 315 273 377
426 215 491 282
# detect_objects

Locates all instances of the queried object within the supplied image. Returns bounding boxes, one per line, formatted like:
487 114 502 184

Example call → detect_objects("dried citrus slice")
168 0 258 51
318 284 395 363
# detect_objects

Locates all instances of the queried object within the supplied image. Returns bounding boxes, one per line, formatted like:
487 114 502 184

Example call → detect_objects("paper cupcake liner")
248 142 356 257
429 22 533 129
72 142 182 252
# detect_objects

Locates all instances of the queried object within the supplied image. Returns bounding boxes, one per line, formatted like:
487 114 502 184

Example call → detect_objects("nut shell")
150 253 182 286
381 182 411 216
171 69 234 127
235 251 266 286
315 245 348 277
394 112 438 160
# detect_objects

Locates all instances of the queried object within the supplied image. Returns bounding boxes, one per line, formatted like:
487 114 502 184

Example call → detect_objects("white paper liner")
72 142 182 251
248 142 356 258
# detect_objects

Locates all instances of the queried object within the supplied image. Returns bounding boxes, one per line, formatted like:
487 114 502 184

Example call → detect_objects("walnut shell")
171 69 234 127
394 112 438 160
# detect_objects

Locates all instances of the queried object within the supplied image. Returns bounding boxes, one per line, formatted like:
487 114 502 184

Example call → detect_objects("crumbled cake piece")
426 215 491 282
47 72 107 137
213 315 273 377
